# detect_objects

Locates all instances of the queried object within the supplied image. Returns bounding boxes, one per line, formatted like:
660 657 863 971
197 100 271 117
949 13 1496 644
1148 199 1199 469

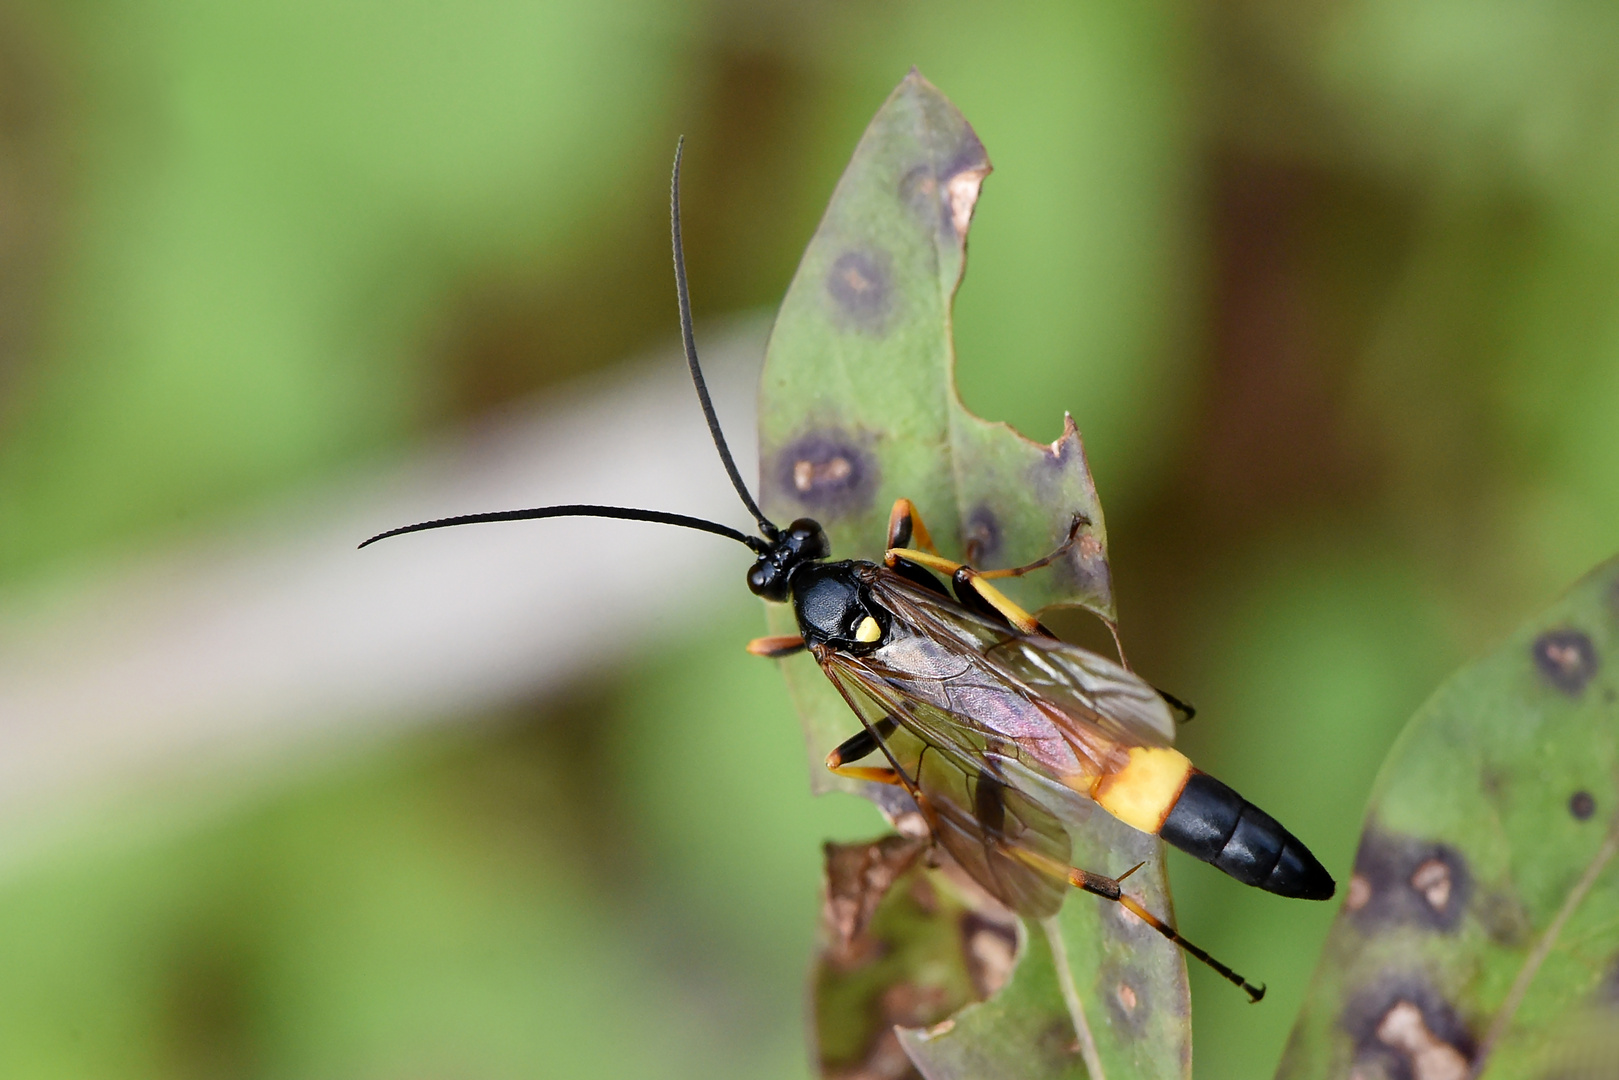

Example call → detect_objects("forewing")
987 634 1176 744
822 659 1070 920
869 568 1177 749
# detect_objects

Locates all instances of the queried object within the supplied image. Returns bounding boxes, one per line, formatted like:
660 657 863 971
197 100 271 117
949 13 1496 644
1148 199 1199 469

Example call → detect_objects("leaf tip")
1048 413 1080 458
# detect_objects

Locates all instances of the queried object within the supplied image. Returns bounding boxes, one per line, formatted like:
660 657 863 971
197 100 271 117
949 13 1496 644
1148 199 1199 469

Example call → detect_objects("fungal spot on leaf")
897 131 989 241
1350 828 1472 931
794 456 852 492
1035 1018 1083 1063
770 431 878 517
945 165 988 239
963 504 1001 566
825 249 892 331
1570 790 1596 820
1532 628 1598 695
1105 890 1160 947
1343 979 1475 1080
940 128 990 233
1116 982 1138 1012
1346 873 1372 912
1410 859 1454 913
1101 958 1152 1035
1376 1002 1470 1080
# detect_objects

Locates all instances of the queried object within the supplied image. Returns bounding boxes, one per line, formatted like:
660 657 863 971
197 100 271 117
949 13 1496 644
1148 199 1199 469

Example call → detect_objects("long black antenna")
359 504 768 552
360 142 782 556
671 137 778 540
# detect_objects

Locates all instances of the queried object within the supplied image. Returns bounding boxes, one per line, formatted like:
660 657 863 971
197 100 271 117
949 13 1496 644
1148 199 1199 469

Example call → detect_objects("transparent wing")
822 661 1070 919
866 568 1177 750
984 635 1176 744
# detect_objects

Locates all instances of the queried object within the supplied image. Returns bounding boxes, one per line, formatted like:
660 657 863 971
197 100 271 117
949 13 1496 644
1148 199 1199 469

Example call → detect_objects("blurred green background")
3 1 1618 1076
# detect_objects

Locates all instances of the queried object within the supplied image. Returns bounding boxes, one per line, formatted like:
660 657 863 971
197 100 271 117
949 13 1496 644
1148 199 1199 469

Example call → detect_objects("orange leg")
746 634 805 658
827 764 904 785
1007 847 1264 1002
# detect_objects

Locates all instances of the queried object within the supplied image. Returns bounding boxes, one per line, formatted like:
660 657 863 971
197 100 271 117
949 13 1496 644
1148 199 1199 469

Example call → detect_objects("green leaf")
757 69 1113 793
1276 555 1619 1080
758 71 1190 1080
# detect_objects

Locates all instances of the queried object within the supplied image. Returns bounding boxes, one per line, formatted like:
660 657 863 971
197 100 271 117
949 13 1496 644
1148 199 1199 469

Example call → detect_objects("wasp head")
746 517 830 602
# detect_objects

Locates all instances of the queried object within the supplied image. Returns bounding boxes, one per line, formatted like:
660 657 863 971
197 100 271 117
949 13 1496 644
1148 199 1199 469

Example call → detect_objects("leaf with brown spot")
765 72 1189 1080
757 70 1116 796
1277 556 1619 1080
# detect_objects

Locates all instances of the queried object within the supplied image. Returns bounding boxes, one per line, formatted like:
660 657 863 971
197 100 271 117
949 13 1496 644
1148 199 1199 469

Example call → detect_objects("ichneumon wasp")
361 140 1335 1010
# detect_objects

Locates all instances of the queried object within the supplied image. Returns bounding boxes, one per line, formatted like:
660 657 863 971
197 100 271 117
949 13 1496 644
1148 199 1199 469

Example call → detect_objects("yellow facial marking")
855 616 882 643
1091 747 1193 835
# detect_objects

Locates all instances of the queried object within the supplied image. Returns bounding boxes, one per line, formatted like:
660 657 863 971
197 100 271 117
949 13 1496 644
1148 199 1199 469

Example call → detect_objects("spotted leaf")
756 69 1112 790
1276 556 1619 1080
762 72 1188 1080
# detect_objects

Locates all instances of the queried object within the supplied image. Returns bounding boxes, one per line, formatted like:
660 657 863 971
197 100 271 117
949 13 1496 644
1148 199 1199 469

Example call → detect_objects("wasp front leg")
746 634 805 658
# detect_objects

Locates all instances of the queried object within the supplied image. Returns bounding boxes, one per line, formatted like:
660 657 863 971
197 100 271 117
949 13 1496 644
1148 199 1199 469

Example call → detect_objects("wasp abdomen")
1160 771 1335 900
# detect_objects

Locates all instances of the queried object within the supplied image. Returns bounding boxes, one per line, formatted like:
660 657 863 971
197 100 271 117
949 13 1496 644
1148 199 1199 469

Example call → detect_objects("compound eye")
853 615 882 644
748 562 789 602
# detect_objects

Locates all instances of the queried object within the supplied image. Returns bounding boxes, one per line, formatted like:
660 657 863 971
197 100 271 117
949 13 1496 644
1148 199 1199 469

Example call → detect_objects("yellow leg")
885 547 1042 635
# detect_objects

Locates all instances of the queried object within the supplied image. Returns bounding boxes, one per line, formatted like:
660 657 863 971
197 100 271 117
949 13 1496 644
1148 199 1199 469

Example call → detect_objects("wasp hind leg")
1065 864 1265 1002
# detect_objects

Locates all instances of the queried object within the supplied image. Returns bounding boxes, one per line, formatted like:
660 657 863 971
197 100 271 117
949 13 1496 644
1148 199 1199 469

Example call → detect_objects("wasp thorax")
746 517 830 602
791 562 887 651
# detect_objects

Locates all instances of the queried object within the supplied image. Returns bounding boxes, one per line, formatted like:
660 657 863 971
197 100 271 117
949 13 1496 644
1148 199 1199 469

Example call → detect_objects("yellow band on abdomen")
1091 747 1194 835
